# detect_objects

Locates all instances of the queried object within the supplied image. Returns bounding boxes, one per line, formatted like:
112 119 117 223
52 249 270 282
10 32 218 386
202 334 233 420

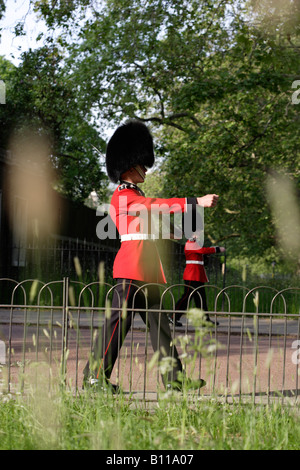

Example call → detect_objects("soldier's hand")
220 247 226 253
197 194 219 207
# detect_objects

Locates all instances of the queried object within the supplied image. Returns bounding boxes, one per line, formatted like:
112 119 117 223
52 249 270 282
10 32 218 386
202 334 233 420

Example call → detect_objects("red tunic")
183 240 219 283
110 184 190 283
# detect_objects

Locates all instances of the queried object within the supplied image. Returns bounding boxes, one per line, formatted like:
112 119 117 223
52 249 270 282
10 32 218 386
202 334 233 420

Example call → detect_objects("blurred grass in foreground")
0 386 299 450
266 171 300 268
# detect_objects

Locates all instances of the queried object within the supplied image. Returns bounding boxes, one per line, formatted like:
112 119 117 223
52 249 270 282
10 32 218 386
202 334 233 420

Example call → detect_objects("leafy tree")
0 47 107 202
4 0 300 266
0 0 5 21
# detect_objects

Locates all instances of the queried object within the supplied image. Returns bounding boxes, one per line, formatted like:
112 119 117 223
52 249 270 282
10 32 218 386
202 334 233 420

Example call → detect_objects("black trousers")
83 279 183 386
174 281 208 321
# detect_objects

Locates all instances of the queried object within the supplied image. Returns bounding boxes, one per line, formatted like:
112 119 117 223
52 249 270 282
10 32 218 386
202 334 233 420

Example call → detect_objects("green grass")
1 269 299 451
0 389 299 450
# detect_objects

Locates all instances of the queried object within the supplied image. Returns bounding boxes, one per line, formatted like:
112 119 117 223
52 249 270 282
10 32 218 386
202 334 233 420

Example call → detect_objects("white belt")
186 261 204 265
120 234 157 242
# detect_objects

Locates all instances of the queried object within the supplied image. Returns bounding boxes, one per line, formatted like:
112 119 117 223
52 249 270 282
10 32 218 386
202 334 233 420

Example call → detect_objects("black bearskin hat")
106 119 155 183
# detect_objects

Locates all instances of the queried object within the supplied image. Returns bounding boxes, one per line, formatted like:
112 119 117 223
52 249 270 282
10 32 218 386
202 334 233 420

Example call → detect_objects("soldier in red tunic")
83 119 219 392
169 237 226 327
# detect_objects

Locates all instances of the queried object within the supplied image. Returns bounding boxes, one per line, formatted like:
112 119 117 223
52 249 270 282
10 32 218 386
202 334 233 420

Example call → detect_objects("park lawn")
0 391 299 450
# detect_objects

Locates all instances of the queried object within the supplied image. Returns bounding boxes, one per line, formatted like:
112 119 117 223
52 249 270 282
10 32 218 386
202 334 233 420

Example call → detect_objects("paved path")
0 308 299 336
116 391 300 409
1 318 299 404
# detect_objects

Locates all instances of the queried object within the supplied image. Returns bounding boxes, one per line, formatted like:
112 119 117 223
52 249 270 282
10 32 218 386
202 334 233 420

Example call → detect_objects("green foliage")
2 0 300 262
26 0 299 261
142 169 165 198
0 48 107 202
0 0 5 21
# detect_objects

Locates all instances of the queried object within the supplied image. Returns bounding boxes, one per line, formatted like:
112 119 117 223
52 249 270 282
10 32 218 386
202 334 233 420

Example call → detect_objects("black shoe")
83 376 121 394
167 377 206 392
168 315 183 327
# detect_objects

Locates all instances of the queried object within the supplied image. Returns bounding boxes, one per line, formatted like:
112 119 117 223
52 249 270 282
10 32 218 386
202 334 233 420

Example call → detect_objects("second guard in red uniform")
170 237 225 327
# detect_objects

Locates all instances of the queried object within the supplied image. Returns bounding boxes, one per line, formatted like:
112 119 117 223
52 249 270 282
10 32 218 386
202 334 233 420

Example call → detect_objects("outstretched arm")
118 189 219 213
197 194 219 208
